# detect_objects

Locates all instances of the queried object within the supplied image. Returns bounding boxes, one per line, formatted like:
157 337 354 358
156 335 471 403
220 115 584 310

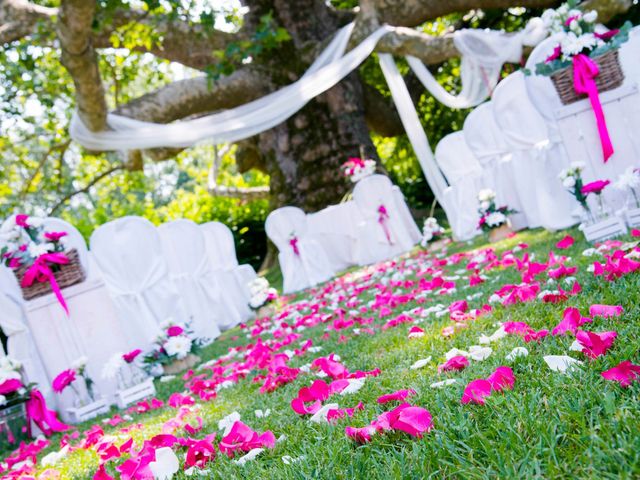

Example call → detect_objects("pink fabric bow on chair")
377 205 393 244
21 252 70 314
289 236 300 256
572 53 614 162
25 389 70 437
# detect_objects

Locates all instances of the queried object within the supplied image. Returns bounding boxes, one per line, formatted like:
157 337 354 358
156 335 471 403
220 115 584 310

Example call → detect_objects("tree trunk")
246 0 379 212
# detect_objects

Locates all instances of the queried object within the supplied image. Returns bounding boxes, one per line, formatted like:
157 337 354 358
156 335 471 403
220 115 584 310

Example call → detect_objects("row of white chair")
265 175 421 294
437 27 640 240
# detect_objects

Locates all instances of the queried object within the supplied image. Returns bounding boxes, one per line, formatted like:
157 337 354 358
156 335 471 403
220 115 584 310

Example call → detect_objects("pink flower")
93 465 115 480
545 44 562 63
552 307 592 336
385 404 433 438
595 29 620 41
166 326 184 337
52 369 76 393
218 421 275 457
438 355 469 373
601 361 640 387
448 300 468 313
581 179 610 195
167 392 195 408
44 231 68 242
15 214 29 227
122 349 142 363
345 425 375 443
327 402 365 423
487 366 515 392
185 436 216 469
311 354 348 379
575 330 617 359
556 235 575 250
589 304 623 318
0 378 23 395
408 326 425 339
377 389 416 404
461 379 492 405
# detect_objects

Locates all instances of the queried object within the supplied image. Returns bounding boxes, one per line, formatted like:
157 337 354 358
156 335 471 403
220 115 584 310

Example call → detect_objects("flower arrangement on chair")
52 357 97 407
533 1 631 162
559 162 591 218
248 277 278 318
341 157 376 183
420 217 445 248
143 320 205 376
0 214 85 312
477 189 516 242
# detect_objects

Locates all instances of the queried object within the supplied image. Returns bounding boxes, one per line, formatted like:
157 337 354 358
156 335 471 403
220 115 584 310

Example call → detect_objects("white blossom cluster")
558 161 585 189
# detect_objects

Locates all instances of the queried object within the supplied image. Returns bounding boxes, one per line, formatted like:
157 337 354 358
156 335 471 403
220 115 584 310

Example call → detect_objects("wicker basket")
550 49 624 105
14 248 85 301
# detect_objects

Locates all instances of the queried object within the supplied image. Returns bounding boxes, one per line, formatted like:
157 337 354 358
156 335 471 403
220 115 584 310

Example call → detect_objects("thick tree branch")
57 0 108 132
363 83 404 136
114 68 270 123
0 0 55 44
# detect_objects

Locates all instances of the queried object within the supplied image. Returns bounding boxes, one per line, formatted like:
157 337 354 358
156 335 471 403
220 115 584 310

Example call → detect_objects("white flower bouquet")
143 320 205 375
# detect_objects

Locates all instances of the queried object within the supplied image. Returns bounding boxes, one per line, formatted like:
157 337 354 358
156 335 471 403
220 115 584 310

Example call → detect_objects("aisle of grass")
20 228 640 479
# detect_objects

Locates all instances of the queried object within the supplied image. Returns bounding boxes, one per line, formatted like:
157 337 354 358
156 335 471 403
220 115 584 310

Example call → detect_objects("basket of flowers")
477 189 517 243
420 217 448 251
341 157 376 183
144 320 205 376
535 1 631 105
0 214 85 306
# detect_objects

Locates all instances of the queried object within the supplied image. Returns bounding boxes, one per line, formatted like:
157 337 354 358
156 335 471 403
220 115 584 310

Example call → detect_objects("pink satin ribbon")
21 252 70 314
289 237 300 256
25 389 70 437
377 205 393 244
573 54 614 162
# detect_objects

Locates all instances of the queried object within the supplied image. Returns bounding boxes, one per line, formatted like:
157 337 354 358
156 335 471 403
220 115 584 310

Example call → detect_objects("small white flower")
478 189 496 202
583 10 598 23
164 336 192 359
506 347 529 362
562 176 576 189
485 212 507 227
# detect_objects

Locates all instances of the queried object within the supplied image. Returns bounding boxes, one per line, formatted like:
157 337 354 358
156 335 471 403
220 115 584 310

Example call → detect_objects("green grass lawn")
9 227 640 479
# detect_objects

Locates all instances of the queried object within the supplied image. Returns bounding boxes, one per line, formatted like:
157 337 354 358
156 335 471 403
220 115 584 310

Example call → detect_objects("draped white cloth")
200 221 256 323
352 175 418 266
0 267 51 397
158 220 229 336
265 207 333 294
90 217 183 346
463 102 528 230
435 132 484 240
391 187 423 245
492 72 576 230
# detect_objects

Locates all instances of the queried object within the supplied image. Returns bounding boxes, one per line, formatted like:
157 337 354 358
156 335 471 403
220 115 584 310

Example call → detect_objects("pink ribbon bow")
289 237 300 256
21 252 70 314
25 388 70 437
377 205 393 244
572 53 614 162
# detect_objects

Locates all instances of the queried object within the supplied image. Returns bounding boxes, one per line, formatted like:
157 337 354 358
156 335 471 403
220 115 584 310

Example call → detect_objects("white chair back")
435 132 483 185
201 221 239 271
464 102 510 165
352 174 396 214
158 219 208 278
524 34 565 125
265 207 308 252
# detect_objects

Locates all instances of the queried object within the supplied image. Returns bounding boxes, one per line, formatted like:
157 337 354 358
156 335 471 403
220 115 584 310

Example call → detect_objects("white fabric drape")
89 217 183 346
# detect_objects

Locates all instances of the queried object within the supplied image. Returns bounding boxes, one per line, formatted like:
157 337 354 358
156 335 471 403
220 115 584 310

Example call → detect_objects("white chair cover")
391 187 422 245
158 220 230 336
200 221 256 323
90 217 182 347
0 267 50 397
464 102 527 229
352 175 418 265
265 207 333 294
306 202 363 273
492 72 575 230
435 132 484 240
529 34 640 212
